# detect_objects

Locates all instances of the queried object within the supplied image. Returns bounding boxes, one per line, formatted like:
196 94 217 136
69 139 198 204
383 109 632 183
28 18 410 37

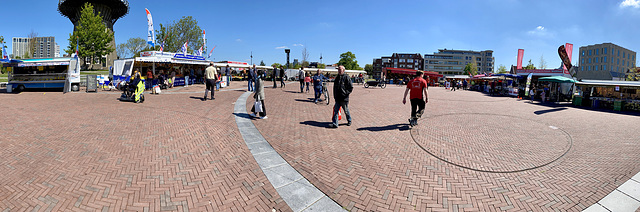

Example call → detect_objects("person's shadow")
534 108 567 115
189 96 206 101
233 113 254 120
300 121 335 128
357 124 410 132
294 98 315 103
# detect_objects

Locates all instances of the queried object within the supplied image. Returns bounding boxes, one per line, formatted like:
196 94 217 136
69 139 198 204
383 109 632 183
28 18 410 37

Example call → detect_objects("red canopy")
385 67 443 78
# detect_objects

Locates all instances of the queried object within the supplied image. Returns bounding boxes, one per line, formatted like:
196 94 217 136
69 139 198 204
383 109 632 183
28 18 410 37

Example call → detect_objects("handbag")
254 101 263 113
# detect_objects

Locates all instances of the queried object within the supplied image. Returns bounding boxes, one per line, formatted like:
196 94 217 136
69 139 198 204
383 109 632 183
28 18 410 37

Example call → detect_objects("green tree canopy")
65 2 114 68
317 63 326 69
259 60 265 66
497 64 508 74
524 59 536 70
463 62 478 76
271 62 283 68
364 64 373 75
155 16 203 54
0 36 5 57
337 51 362 70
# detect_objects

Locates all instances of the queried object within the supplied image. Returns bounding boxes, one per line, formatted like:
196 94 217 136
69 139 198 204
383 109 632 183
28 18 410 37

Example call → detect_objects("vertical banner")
525 73 533 96
145 8 155 46
564 43 573 74
202 30 206 51
517 49 524 70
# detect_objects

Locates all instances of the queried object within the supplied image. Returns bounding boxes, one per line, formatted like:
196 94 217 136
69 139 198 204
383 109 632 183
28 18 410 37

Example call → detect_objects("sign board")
525 73 533 96
615 85 620 91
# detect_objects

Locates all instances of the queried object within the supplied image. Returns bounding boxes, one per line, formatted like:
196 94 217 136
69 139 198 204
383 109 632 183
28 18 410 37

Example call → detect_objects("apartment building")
12 36 58 58
372 53 423 78
424 49 494 76
578 43 636 80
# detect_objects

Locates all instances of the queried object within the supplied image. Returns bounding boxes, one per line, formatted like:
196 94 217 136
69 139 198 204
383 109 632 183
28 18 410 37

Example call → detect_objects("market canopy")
538 76 576 83
492 73 522 78
385 67 443 78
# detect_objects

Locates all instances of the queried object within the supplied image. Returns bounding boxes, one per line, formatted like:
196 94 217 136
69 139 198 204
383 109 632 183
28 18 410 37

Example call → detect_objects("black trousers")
205 79 216 98
410 98 426 120
250 100 267 117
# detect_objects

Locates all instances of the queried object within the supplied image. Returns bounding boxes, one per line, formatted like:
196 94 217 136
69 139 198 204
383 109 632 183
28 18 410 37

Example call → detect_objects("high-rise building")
424 49 494 76
55 44 60 57
577 43 636 80
372 53 423 78
12 37 57 58
12 37 30 58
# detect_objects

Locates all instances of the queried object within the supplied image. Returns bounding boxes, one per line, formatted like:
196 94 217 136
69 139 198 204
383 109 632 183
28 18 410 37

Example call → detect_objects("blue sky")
2 0 640 70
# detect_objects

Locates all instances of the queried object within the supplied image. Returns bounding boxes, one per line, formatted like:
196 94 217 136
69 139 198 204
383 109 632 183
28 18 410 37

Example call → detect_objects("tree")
301 61 310 68
627 68 640 81
364 64 374 75
301 46 309 65
463 62 478 76
116 43 127 59
338 51 362 70
27 30 38 58
539 55 547 69
317 63 326 69
0 36 5 57
497 64 508 74
524 59 536 70
155 16 203 54
65 2 114 68
271 63 283 68
259 60 265 66
121 37 148 58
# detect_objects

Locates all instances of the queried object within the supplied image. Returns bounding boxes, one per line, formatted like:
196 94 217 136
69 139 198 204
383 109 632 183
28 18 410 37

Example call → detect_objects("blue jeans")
314 86 323 101
332 100 352 126
248 79 254 91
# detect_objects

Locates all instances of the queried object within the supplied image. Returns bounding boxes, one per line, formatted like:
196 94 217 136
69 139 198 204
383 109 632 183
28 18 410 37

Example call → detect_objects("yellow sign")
38 66 44 71
7 67 12 72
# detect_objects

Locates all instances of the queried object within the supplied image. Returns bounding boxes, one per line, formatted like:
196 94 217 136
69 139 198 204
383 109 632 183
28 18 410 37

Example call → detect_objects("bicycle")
316 82 330 105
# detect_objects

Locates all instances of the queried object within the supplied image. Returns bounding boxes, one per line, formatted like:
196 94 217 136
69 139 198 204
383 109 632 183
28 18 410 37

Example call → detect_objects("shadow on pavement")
357 124 410 132
233 113 254 120
300 120 333 128
189 96 206 101
294 98 315 103
283 90 303 94
534 107 567 115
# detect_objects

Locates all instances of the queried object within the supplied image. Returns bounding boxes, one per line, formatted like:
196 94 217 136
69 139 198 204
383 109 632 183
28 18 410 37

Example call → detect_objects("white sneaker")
250 113 257 118
260 116 268 119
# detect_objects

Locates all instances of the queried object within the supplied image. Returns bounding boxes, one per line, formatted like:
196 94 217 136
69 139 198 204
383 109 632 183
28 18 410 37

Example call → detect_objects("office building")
578 43 636 80
55 44 60 57
424 49 494 76
12 36 57 58
372 53 424 78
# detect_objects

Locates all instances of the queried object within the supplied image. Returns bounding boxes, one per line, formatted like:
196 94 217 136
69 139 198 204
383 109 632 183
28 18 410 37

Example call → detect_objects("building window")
617 59 619 65
595 66 598 71
588 58 591 63
581 66 584 71
476 58 482 61
603 65 606 71
604 56 607 63
407 64 413 68
596 49 599 55
399 59 405 62
588 66 591 71
604 47 607 54
582 51 585 56
407 59 413 63
595 57 598 63
589 50 592 55
582 59 585 64
623 52 625 58
477 63 481 66
623 60 625 66
618 50 620 57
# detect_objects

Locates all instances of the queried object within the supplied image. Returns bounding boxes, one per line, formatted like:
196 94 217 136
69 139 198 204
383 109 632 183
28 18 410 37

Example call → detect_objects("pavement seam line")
234 91 345 212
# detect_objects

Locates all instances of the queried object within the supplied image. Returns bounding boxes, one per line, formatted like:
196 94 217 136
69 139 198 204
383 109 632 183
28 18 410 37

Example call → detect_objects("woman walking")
251 70 267 119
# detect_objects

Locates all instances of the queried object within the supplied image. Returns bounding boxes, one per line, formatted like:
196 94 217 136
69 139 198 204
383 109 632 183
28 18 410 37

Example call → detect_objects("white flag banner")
145 8 155 46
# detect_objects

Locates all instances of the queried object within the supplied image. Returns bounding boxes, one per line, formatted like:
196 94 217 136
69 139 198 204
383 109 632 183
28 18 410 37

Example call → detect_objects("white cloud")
293 44 303 47
620 0 640 8
275 46 287 49
528 26 546 34
527 25 554 38
236 39 242 42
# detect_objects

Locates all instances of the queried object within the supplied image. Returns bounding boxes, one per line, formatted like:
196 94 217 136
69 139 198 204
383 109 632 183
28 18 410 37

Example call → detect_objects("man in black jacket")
329 65 353 128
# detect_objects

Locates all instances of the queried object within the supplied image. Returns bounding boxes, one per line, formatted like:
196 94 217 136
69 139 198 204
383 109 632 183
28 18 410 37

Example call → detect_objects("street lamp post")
285 49 290 69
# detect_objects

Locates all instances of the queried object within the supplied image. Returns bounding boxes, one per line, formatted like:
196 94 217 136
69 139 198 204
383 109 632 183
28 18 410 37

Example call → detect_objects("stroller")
118 76 145 103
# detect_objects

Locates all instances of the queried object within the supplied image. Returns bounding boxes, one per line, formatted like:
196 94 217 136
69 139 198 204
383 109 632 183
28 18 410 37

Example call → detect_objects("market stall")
574 80 640 112
384 67 442 85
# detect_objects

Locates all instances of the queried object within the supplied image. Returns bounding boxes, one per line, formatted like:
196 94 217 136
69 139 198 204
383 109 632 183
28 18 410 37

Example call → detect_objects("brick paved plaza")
1 82 639 211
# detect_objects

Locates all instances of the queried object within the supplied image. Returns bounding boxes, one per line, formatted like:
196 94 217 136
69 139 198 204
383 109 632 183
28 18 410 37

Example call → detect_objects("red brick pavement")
0 82 291 211
249 83 640 211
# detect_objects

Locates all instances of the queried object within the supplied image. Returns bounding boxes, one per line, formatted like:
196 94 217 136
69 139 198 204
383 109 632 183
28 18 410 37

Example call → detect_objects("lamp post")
250 51 253 65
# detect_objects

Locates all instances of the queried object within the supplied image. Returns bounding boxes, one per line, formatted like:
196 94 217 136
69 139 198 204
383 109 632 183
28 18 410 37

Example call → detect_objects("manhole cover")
411 113 572 173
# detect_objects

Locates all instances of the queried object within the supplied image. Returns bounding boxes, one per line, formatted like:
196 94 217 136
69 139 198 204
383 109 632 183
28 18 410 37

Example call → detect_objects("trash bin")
86 75 98 92
614 101 623 111
573 96 582 106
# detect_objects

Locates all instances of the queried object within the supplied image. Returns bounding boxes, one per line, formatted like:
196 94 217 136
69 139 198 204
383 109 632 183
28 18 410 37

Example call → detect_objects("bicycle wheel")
324 87 330 105
364 83 369 88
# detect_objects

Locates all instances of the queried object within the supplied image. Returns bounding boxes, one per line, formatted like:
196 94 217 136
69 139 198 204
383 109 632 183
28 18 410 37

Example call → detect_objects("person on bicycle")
312 69 328 103
330 65 353 128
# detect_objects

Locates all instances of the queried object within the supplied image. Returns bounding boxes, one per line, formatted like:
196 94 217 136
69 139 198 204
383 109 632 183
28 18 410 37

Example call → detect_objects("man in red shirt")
402 71 429 127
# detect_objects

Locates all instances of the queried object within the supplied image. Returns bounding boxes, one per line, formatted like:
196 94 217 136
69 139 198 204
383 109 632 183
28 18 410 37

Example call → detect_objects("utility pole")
250 51 253 65
320 53 323 65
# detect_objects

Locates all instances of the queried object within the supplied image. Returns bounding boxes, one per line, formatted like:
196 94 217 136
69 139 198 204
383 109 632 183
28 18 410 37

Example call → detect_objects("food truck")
3 57 81 93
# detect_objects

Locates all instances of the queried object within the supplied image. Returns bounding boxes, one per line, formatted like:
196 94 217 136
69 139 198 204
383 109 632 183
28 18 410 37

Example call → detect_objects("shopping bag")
154 85 161 94
254 101 263 113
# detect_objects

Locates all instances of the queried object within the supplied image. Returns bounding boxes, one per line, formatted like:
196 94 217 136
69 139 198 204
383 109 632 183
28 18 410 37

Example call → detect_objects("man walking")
299 67 306 93
402 70 429 127
280 65 286 88
248 65 256 91
312 69 328 103
329 65 353 128
225 65 231 86
204 62 218 101
272 65 278 88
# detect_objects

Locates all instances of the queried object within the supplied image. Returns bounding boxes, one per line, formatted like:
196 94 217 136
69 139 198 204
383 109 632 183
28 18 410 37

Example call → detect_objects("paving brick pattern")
0 82 291 211
249 84 640 211
412 113 572 172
